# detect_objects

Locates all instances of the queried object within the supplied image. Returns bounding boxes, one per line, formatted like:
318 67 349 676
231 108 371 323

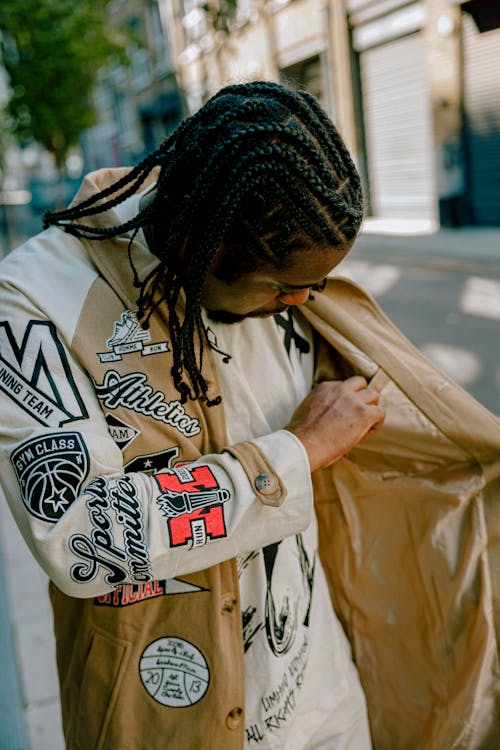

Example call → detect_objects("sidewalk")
0 494 64 750
0 539 28 750
0 219 498 750
356 219 500 269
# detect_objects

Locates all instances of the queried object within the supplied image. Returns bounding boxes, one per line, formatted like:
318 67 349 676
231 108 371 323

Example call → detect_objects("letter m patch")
0 320 87 427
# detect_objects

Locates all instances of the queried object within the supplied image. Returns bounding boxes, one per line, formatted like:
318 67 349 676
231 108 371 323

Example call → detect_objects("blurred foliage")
202 0 239 35
0 0 131 169
0 109 11 173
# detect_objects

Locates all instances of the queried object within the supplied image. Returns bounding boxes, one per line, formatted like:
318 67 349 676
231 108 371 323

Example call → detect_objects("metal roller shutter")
463 13 500 226
360 33 436 220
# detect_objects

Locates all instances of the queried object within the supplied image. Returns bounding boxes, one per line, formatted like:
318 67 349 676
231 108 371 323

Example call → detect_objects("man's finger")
362 388 380 404
347 375 369 391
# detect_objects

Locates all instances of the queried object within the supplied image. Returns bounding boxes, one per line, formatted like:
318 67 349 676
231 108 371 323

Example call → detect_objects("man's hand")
285 376 385 472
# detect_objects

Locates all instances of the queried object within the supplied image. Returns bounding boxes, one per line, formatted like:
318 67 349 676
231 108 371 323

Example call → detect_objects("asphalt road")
337 237 500 416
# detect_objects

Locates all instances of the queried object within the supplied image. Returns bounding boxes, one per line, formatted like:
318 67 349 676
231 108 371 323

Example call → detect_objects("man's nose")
278 288 310 306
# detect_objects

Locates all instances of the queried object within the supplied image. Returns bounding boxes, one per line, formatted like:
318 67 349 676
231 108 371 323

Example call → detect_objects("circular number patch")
139 636 210 707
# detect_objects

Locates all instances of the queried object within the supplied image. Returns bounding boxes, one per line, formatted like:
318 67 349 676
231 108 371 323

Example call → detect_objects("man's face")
201 245 352 324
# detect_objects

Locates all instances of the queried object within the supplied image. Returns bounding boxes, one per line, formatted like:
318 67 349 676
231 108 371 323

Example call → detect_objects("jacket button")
255 474 278 495
221 593 237 614
226 706 244 730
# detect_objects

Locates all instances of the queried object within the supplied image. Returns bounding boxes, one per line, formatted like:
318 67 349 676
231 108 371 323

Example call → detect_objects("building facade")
162 0 500 227
82 0 183 172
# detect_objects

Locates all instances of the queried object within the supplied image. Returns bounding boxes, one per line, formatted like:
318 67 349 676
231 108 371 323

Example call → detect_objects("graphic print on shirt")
0 320 87 427
69 475 152 587
94 576 208 607
98 309 170 362
139 636 210 707
11 432 89 522
242 536 315 655
241 534 316 745
94 370 201 437
240 551 261 649
155 464 230 548
204 325 231 363
274 312 311 359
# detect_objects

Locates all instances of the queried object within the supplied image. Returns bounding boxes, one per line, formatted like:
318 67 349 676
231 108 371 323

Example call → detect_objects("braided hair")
44 81 363 406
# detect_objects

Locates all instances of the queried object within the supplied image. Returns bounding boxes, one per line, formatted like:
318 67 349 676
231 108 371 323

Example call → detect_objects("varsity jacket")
1 168 500 750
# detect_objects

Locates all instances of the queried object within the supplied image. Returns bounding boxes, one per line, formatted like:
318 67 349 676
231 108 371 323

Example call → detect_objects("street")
337 230 500 416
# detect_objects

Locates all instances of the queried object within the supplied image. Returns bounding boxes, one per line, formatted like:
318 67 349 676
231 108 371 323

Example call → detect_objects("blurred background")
1 0 500 244
0 2 499 749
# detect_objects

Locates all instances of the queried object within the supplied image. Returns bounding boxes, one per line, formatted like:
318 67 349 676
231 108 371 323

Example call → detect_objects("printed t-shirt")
206 309 365 749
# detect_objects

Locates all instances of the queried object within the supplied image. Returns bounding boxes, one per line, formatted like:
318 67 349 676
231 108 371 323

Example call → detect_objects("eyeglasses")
310 279 327 293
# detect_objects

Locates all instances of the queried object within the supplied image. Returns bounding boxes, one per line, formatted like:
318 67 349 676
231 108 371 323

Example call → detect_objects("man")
3 81 500 750
0 81 383 749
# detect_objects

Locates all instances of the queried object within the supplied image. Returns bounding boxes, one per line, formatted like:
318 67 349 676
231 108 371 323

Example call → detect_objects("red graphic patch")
95 580 166 607
155 465 230 548
94 577 207 606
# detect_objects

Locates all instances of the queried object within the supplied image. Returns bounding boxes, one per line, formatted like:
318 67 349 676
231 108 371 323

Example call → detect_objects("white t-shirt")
206 310 362 750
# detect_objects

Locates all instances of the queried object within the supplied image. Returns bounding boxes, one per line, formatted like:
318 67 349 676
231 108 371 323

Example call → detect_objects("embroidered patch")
69 475 152 586
98 310 169 362
125 446 179 474
94 577 207 607
105 413 140 450
155 465 230 548
139 636 210 707
0 320 87 427
94 370 201 437
11 432 89 522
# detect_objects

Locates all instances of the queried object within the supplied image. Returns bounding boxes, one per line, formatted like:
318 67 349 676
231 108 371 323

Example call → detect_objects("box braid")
44 80 363 406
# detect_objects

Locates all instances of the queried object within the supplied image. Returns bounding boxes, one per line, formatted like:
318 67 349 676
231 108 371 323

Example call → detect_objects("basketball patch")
139 636 210 707
11 432 89 522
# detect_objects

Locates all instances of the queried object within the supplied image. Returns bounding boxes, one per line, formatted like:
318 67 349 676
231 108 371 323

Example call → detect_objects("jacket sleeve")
0 260 312 598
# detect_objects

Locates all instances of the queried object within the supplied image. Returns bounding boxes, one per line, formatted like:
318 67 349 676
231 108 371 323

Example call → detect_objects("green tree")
0 0 130 169
202 0 239 35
